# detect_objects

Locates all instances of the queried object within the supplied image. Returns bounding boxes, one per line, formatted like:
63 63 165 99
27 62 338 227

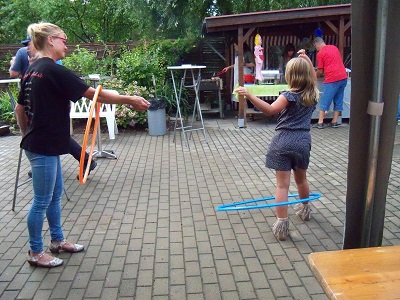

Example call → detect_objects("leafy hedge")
63 38 195 128
0 38 196 129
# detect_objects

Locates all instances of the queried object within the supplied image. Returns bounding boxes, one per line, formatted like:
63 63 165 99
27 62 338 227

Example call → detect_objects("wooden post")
237 27 255 128
344 0 400 249
237 26 245 128
338 16 345 58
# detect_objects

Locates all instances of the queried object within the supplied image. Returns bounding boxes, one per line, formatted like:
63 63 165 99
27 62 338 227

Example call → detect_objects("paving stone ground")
1 115 399 300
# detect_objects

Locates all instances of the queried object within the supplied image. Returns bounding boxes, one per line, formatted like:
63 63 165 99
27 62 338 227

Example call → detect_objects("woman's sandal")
49 239 84 254
27 250 63 268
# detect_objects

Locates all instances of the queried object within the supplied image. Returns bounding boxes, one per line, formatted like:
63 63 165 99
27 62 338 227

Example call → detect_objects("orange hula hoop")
78 85 102 184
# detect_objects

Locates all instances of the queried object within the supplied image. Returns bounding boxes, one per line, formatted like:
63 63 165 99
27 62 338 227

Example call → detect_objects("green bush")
0 51 14 76
102 78 154 128
63 46 100 76
96 46 119 76
115 38 195 118
0 86 18 126
116 38 194 88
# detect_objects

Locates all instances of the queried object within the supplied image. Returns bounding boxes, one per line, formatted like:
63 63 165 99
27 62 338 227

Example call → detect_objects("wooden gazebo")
204 4 351 126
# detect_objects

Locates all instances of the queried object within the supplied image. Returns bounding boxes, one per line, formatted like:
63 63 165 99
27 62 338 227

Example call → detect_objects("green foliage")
0 0 351 44
101 78 154 129
0 0 42 43
96 46 119 76
116 39 194 90
0 51 14 75
62 46 100 76
0 86 18 125
115 38 195 118
30 0 138 43
63 45 119 77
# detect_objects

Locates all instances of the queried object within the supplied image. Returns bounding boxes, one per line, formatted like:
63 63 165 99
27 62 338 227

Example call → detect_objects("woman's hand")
297 49 316 80
129 96 151 112
234 86 249 97
297 49 311 61
297 49 306 55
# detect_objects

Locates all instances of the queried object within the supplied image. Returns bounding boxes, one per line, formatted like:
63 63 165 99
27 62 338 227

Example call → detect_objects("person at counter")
222 42 255 77
313 37 347 129
222 42 255 102
279 43 296 84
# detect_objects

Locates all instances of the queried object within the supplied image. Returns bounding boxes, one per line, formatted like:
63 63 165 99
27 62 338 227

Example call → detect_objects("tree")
0 0 42 43
0 0 351 44
38 0 139 42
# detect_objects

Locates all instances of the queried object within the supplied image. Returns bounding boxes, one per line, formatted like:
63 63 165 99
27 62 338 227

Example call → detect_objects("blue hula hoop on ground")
216 193 322 211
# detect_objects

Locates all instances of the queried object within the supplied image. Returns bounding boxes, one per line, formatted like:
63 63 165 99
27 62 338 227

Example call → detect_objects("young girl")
235 50 319 241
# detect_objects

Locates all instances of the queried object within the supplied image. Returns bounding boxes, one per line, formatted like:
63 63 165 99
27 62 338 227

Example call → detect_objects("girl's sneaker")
272 218 289 241
294 203 312 221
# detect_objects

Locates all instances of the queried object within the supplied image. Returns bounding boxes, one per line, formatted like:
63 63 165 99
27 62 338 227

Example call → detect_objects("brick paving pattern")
1 116 399 299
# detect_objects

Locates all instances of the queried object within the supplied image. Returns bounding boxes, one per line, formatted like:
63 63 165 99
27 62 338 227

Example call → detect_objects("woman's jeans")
25 150 64 253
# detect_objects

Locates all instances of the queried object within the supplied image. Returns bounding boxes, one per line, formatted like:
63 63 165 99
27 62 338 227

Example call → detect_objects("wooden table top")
308 245 400 300
233 84 288 97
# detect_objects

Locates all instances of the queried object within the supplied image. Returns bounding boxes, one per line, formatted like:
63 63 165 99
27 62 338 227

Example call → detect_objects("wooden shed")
203 4 351 123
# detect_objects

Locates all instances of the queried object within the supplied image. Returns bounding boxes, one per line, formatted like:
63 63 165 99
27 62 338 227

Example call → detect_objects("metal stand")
168 65 207 147
87 76 117 159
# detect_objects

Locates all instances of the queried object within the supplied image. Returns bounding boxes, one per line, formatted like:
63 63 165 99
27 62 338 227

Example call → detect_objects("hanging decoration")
254 34 264 82
314 27 323 37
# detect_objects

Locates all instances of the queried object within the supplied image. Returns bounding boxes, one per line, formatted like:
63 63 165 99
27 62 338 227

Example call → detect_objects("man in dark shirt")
9 36 33 78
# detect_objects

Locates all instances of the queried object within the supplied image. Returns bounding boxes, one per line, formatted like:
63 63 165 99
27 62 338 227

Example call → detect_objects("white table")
167 65 207 146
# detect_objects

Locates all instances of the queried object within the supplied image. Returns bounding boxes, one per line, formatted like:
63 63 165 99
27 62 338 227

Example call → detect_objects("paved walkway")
1 115 400 300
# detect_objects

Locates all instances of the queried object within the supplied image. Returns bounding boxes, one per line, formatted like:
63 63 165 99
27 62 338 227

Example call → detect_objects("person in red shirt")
314 37 348 128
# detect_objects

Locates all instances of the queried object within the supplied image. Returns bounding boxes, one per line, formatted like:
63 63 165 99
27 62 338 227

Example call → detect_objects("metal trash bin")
147 98 167 136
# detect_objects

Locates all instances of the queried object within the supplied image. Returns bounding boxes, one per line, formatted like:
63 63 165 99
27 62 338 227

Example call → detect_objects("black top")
275 91 316 131
18 57 89 155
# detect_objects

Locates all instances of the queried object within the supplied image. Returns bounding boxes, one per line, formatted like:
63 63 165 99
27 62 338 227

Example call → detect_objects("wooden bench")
70 89 119 139
308 245 400 299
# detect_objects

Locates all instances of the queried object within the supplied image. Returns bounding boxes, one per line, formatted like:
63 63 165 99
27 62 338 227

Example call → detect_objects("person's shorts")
319 78 347 111
265 130 311 171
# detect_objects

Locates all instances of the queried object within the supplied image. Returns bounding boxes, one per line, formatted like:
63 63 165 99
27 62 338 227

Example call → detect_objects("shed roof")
205 4 351 35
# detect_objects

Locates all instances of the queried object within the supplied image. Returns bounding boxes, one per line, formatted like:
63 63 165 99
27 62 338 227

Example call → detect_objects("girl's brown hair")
285 57 319 107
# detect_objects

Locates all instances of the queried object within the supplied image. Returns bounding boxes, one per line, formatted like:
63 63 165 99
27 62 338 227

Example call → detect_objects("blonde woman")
15 22 150 267
235 50 319 241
